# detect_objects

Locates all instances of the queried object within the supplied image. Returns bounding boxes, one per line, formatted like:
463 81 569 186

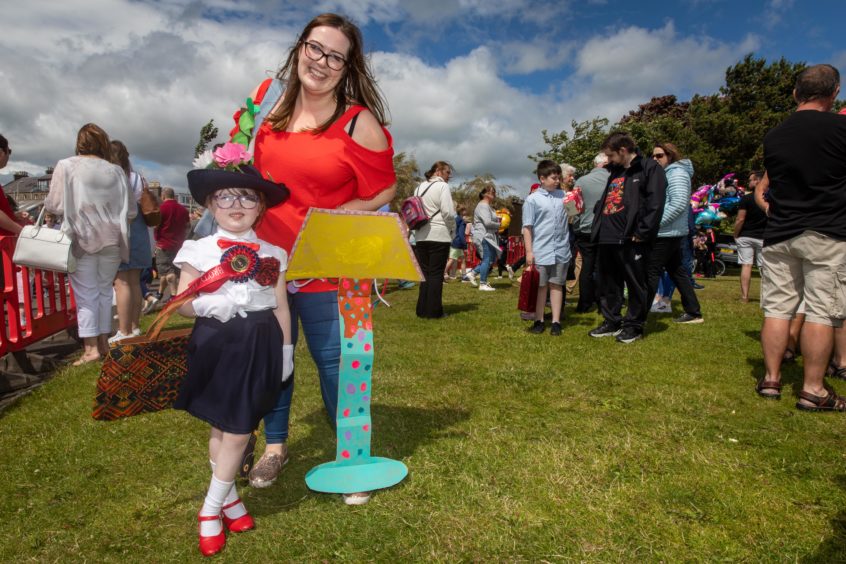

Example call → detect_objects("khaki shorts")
735 236 763 266
449 247 465 260
761 231 846 327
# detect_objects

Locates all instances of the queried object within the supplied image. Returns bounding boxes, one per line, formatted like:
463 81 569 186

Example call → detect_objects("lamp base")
304 457 408 494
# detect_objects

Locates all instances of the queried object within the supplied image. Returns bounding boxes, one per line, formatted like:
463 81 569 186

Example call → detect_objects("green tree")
608 55 806 184
389 152 423 211
530 117 610 176
455 174 513 214
194 119 219 158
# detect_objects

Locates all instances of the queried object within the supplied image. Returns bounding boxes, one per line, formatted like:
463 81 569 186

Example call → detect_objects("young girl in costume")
173 145 293 557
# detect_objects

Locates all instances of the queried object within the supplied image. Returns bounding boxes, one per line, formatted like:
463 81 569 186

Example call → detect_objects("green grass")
2 273 845 562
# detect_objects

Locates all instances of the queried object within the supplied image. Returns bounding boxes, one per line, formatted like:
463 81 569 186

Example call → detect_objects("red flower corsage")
220 245 260 283
255 258 281 287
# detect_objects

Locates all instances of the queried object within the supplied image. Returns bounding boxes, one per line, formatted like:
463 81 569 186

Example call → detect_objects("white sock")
222 484 247 520
199 474 232 536
207 461 247 520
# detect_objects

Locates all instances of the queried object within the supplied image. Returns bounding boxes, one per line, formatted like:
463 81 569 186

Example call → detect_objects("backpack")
401 181 438 230
452 214 467 249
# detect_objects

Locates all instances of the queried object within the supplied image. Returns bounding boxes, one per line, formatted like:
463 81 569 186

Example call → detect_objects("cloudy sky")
1 0 843 196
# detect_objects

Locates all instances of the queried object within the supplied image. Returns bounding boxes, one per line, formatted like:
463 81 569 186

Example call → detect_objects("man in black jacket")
589 132 667 343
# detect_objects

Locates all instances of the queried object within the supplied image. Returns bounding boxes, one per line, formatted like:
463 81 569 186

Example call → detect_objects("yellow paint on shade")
287 209 424 281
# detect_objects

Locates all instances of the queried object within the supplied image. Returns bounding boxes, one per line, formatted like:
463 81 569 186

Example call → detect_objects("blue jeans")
472 240 498 284
661 237 695 299
263 290 341 444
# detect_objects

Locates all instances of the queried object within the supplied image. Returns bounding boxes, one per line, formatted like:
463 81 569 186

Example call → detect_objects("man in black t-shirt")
589 132 666 344
755 64 846 412
733 171 768 302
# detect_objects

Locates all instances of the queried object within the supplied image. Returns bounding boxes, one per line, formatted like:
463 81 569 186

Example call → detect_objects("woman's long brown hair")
267 13 389 133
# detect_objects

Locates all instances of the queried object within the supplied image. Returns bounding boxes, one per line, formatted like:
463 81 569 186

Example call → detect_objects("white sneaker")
342 492 371 506
141 296 159 314
506 265 515 280
108 331 130 344
466 271 478 287
479 283 495 292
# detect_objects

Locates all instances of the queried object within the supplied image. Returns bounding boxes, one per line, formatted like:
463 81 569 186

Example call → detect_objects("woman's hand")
525 251 534 266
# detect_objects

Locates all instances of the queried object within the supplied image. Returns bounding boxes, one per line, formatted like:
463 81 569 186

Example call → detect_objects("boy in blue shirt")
522 160 571 336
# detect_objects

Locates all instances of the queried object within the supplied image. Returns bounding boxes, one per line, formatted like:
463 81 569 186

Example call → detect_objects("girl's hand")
282 344 294 382
193 293 237 322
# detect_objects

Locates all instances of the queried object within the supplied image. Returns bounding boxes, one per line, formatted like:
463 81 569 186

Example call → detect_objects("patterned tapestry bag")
93 243 278 421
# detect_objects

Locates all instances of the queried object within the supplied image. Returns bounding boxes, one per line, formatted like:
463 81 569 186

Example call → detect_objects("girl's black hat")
186 165 290 207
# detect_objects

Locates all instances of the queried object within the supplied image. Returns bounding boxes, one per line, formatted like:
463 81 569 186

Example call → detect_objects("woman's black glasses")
303 41 347 71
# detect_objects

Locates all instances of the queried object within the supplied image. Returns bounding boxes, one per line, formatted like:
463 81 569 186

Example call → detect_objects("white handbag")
12 207 77 273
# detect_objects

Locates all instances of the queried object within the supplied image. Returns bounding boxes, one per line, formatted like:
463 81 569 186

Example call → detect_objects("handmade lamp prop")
286 208 423 494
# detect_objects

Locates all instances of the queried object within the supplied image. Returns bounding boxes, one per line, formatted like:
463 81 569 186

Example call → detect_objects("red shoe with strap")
221 499 255 533
198 514 226 557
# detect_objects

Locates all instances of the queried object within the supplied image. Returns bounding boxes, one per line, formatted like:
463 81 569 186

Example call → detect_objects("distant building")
3 170 194 210
3 169 53 205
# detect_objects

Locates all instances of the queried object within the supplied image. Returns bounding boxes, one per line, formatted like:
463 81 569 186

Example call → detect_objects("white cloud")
0 5 771 197
575 22 759 104
497 40 575 75
763 0 794 29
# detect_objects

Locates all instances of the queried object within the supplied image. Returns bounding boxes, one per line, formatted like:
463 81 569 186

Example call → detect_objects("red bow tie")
217 238 260 252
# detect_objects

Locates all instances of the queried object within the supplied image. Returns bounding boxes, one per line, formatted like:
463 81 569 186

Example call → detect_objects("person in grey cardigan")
465 184 501 291
645 142 703 324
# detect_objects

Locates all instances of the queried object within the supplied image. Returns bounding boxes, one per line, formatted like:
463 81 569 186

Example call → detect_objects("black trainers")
550 322 562 336
615 327 642 344
692 282 705 289
674 313 704 324
588 322 621 338
527 321 545 334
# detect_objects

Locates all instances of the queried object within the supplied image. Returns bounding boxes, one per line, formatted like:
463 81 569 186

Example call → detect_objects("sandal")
782 348 796 364
755 378 782 400
796 385 846 412
826 362 846 380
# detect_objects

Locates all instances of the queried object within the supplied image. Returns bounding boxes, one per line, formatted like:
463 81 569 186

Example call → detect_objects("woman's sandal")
755 378 782 400
796 384 846 412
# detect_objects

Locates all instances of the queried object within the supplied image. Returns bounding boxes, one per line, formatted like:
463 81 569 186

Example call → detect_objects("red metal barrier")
507 237 525 264
463 236 525 269
0 235 77 357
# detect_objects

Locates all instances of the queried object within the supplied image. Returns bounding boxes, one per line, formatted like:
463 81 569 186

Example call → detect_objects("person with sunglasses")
645 142 704 324
233 13 396 505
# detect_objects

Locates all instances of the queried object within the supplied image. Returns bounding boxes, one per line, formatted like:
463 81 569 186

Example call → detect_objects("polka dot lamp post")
285 209 423 495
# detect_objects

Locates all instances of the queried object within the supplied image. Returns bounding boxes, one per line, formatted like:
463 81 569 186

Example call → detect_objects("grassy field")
1 272 845 562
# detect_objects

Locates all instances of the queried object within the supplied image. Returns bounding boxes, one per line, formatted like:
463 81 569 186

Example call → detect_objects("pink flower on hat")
213 142 252 168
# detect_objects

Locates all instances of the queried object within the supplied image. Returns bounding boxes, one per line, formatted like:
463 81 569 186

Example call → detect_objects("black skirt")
174 309 283 434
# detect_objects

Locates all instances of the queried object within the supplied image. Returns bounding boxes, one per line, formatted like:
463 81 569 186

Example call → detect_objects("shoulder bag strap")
248 79 285 154
417 181 441 219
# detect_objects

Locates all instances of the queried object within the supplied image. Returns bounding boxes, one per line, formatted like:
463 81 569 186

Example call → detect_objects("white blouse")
44 156 135 261
174 228 288 320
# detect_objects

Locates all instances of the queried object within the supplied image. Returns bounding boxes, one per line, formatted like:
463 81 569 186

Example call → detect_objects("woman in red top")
242 13 396 505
